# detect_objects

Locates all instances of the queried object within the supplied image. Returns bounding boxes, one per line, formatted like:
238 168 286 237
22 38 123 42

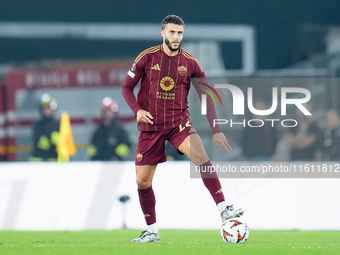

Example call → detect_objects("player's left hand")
213 132 232 153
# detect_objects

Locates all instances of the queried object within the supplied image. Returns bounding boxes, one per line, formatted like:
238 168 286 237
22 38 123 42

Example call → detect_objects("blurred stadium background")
0 1 340 231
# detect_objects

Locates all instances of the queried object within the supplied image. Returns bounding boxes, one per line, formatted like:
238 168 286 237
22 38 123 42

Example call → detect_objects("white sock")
217 201 228 214
147 222 158 233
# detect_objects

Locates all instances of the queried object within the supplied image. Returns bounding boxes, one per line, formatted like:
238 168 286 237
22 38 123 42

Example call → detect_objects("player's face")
161 23 184 52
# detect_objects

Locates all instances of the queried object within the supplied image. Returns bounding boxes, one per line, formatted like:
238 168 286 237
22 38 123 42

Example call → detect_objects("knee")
135 165 156 189
136 177 152 189
192 152 209 166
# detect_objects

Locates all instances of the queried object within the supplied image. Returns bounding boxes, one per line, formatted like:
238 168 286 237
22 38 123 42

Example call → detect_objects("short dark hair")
161 15 185 30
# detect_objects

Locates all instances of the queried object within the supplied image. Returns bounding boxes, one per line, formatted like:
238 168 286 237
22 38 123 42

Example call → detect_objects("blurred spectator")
291 48 321 64
241 100 278 161
0 146 6 161
284 104 320 161
320 109 340 160
87 97 131 161
30 94 59 161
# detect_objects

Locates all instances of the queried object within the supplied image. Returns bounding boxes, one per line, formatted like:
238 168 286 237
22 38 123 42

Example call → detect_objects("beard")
164 38 182 52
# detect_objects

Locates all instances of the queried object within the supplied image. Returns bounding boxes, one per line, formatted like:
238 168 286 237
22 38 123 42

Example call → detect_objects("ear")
160 29 165 38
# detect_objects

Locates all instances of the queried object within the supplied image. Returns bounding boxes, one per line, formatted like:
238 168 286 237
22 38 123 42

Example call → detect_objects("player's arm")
193 76 232 153
212 132 232 153
122 59 153 124
121 63 143 115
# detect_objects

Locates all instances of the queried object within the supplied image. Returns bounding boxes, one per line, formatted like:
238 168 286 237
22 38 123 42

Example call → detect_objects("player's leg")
136 164 157 189
177 133 244 221
132 131 166 242
132 164 160 243
177 132 208 165
135 165 157 228
178 133 224 203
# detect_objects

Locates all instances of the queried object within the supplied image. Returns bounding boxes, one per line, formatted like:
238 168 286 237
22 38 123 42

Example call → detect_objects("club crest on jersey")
136 153 143 162
178 65 187 76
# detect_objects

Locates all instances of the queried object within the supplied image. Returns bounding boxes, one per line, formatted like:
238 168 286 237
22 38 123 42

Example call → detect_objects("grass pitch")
0 230 339 255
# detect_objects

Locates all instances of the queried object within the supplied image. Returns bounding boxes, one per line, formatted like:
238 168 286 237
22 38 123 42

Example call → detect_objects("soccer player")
122 14 244 243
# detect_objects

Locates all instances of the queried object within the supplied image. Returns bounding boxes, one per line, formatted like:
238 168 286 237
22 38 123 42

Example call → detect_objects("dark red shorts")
135 119 197 165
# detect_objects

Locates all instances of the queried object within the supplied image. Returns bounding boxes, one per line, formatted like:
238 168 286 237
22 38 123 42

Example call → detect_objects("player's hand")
136 109 154 124
213 132 232 153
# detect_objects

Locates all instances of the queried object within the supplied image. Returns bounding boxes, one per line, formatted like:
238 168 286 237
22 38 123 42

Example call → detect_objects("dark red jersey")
122 45 221 134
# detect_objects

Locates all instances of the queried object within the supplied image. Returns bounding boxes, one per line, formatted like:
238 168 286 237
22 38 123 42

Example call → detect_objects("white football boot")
221 205 244 222
132 230 160 243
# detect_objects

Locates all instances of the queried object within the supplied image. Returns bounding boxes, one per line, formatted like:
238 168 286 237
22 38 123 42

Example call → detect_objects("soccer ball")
220 218 249 244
